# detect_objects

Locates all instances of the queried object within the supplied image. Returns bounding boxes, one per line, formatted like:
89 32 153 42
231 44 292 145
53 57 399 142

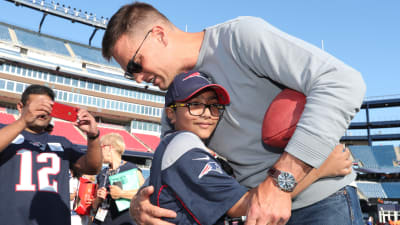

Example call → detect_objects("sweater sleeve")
233 17 366 167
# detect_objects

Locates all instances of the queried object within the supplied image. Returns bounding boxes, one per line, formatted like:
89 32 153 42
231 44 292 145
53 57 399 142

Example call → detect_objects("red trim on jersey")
157 185 168 207
157 185 202 225
174 193 202 225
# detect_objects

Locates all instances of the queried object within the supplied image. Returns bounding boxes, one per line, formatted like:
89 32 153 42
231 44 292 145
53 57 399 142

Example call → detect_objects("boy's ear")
165 107 176 125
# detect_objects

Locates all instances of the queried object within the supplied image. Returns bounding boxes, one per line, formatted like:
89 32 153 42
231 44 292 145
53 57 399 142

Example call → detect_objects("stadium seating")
14 28 70 56
372 145 397 168
68 42 118 67
0 112 15 124
349 145 380 168
132 132 160 151
98 126 149 152
381 182 400 199
0 23 11 42
357 182 387 198
51 121 87 145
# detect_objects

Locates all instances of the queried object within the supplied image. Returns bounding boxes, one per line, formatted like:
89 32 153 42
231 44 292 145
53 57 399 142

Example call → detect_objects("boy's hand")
317 144 352 178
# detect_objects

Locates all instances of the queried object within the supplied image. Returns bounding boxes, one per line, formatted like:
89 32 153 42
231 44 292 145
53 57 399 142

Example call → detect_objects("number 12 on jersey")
16 149 61 192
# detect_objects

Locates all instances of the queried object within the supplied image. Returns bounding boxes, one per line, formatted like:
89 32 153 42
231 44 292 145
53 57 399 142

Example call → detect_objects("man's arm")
0 120 28 153
72 109 102 175
228 144 352 218
232 18 366 225
244 146 352 225
236 17 366 168
0 97 53 153
244 153 309 225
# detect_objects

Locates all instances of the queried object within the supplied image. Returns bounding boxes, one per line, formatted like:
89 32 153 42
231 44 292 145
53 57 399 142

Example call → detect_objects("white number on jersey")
16 149 61 192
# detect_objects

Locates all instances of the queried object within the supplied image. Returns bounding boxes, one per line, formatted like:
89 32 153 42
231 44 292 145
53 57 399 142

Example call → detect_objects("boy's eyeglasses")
170 102 225 117
125 30 152 79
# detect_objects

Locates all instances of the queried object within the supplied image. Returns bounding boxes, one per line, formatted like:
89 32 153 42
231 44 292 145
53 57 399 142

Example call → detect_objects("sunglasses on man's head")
124 30 152 79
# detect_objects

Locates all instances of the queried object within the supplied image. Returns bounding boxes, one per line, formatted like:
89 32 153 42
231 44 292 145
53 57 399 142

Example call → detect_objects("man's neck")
177 30 205 72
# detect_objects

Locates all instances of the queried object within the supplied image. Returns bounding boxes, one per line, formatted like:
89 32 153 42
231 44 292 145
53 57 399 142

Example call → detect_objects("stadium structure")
1 0 400 224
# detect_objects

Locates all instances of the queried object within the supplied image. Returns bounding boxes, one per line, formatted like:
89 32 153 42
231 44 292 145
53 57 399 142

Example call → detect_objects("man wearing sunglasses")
102 2 366 225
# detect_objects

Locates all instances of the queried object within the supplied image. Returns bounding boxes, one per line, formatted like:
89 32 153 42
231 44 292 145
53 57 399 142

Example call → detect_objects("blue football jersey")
149 131 247 225
0 124 84 225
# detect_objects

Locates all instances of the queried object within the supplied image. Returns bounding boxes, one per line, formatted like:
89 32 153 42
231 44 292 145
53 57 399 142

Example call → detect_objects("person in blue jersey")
0 84 102 225
145 71 353 225
92 133 145 225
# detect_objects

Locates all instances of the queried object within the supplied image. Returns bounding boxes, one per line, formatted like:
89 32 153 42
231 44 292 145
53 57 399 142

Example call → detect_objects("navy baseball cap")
165 71 230 107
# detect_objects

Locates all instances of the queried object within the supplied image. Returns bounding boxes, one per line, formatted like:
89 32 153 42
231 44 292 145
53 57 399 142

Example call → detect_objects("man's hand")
19 96 53 126
73 108 98 136
246 178 291 225
130 186 177 225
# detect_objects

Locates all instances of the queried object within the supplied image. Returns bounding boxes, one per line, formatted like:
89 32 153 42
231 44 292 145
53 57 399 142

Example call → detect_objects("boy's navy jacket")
149 131 247 225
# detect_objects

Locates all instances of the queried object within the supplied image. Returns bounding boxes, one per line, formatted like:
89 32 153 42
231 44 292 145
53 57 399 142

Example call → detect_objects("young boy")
148 71 352 225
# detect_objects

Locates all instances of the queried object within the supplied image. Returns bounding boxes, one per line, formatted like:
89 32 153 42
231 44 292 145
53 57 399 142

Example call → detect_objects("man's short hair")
100 133 126 155
102 2 170 61
21 84 55 105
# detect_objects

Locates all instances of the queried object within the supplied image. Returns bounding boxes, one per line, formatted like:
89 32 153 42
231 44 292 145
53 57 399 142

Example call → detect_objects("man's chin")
158 85 168 90
28 123 49 133
157 81 171 91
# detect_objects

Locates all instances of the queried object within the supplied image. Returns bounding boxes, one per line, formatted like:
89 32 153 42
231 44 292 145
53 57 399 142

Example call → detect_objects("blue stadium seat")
69 42 119 67
14 28 70 56
357 182 387 198
349 145 379 168
0 23 12 42
371 145 397 168
381 182 400 199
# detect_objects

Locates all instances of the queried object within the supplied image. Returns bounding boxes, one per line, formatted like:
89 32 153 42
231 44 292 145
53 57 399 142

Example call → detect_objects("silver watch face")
277 171 296 191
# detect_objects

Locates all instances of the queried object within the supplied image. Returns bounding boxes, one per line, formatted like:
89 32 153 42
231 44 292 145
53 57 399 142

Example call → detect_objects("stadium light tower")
4 0 108 46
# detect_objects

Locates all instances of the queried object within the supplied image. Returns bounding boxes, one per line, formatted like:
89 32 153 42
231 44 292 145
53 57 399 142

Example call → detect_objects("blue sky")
0 0 399 99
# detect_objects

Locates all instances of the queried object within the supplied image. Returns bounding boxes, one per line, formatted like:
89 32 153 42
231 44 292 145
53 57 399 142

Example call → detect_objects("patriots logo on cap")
198 162 223 179
182 72 210 83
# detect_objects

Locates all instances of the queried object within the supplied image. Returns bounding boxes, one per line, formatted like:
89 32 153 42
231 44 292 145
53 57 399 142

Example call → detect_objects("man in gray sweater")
102 2 366 225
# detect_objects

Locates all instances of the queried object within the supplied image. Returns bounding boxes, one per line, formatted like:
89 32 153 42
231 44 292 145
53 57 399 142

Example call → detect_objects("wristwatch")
268 167 297 192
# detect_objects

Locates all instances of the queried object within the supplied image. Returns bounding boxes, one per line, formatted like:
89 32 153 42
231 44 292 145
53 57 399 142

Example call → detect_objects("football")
262 89 306 148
